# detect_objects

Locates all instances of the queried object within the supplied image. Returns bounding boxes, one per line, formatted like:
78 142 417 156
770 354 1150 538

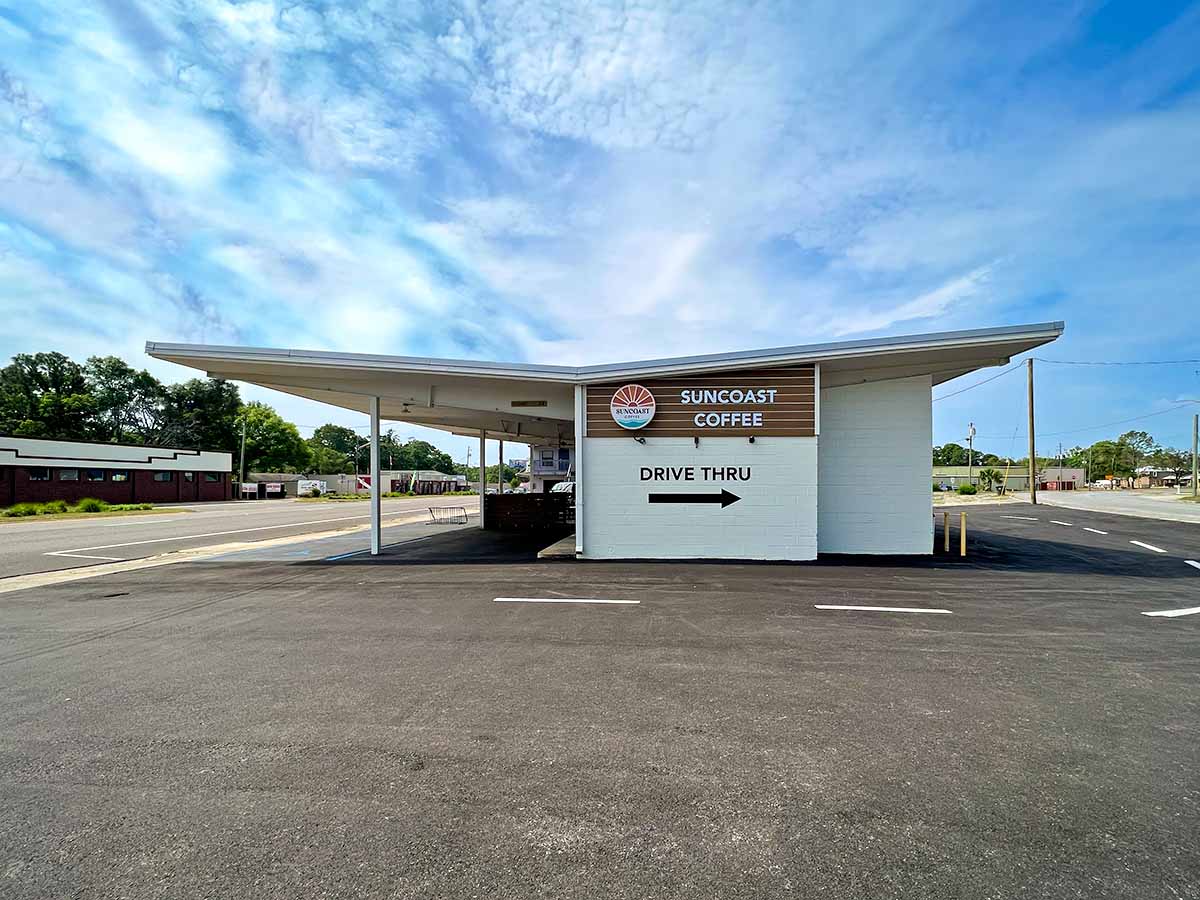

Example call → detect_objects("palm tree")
978 468 1003 492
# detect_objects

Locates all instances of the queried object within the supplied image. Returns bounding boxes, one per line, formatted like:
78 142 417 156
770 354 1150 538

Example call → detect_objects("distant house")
527 444 573 493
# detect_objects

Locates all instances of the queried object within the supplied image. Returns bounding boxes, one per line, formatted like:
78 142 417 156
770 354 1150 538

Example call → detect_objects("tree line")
934 429 1194 484
0 352 456 477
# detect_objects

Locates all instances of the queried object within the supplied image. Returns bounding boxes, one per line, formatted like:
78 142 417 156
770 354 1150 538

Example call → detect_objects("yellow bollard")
959 511 967 557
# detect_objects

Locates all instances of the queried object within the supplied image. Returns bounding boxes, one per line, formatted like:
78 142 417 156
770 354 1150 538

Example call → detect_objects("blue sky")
1 0 1199 464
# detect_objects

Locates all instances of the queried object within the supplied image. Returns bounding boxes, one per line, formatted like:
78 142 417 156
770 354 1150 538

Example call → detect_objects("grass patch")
0 499 169 522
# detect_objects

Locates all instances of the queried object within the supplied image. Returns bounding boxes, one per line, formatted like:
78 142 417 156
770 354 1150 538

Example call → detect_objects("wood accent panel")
586 365 816 437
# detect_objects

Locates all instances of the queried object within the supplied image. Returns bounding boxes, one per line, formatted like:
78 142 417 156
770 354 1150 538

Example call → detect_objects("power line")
1034 357 1200 366
932 361 1024 402
977 401 1199 440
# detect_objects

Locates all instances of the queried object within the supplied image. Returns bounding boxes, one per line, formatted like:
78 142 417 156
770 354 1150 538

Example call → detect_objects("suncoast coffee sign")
681 387 778 428
586 365 815 438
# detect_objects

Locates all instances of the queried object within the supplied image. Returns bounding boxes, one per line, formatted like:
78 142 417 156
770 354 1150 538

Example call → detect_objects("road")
1011 487 1200 524
0 496 477 579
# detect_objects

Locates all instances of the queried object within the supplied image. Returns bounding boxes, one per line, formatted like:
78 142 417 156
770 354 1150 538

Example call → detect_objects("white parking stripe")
1082 527 1108 535
1186 560 1200 571
1142 606 1200 618
1129 540 1167 553
49 552 124 561
494 597 639 605
1001 515 1039 521
814 605 951 614
1050 520 1074 526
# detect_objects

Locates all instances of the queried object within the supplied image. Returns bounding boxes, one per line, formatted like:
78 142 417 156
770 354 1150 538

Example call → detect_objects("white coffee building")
149 321 1064 561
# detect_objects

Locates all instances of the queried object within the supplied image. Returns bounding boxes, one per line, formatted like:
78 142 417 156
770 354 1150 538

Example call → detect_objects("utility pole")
238 418 247 485
1193 413 1198 499
1027 358 1037 505
967 422 976 486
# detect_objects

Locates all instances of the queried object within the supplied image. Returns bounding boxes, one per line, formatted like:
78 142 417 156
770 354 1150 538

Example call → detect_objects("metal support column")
478 429 486 528
1027 358 1037 506
574 385 585 556
498 439 504 494
369 396 381 555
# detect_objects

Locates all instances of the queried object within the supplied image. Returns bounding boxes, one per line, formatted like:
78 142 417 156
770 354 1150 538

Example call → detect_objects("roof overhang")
147 321 1064 440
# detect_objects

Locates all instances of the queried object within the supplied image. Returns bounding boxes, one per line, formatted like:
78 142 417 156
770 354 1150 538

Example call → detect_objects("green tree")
84 356 166 444
1149 447 1192 480
307 443 353 474
933 443 969 466
310 424 363 469
158 378 242 451
0 352 94 438
1118 430 1157 485
1087 440 1130 482
397 438 455 473
240 402 311 473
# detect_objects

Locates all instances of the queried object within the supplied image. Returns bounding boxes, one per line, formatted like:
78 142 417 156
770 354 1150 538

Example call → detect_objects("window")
540 450 555 465
86 469 106 482
28 467 50 481
111 470 129 482
204 472 222 483
184 471 195 482
59 469 79 481
559 448 570 460
153 471 173 482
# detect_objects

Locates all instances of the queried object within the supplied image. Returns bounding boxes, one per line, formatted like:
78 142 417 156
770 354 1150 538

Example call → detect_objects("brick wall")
2 467 231 505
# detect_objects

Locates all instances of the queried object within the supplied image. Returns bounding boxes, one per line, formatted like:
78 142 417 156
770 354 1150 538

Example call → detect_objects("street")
0 496 477 579
1010 487 1200 524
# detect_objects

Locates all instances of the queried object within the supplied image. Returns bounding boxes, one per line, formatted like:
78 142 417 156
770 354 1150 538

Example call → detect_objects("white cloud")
98 106 229 184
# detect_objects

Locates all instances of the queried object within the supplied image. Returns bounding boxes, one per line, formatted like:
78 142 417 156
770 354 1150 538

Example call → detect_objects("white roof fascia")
146 321 1064 386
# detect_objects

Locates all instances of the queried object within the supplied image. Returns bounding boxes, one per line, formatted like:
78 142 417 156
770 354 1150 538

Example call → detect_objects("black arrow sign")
648 489 741 508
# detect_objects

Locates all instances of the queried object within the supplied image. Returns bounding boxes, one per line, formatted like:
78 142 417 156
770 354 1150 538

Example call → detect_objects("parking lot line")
1001 515 1039 521
494 597 640 605
1050 520 1074 526
50 552 125 561
1083 527 1108 535
1129 540 1167 553
814 605 952 614
1186 560 1200 571
1142 606 1200 618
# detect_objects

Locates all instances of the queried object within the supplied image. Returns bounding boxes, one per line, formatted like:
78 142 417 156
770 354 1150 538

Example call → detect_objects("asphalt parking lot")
1 505 1198 899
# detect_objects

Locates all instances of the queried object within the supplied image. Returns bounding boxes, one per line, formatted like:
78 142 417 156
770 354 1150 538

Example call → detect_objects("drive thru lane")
0 496 476 578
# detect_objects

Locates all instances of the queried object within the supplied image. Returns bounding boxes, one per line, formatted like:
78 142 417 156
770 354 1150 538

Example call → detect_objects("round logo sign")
610 384 656 430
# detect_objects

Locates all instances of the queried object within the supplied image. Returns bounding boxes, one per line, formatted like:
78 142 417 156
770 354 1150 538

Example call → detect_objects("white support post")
369 396 381 556
574 385 585 556
478 429 486 528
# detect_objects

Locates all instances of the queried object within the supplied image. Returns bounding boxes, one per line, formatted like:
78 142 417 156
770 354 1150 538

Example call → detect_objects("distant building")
527 444 573 493
507 458 528 472
932 465 1085 491
1 436 232 506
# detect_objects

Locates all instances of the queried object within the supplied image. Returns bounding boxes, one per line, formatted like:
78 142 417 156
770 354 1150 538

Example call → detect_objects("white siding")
0 437 232 472
817 375 932 554
582 437 817 560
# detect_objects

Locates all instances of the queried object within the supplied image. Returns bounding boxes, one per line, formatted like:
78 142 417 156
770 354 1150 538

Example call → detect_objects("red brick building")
1 436 232 507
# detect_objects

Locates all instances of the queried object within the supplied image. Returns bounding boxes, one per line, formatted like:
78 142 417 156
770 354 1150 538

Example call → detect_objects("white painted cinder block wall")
817 375 933 554
582 437 818 560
